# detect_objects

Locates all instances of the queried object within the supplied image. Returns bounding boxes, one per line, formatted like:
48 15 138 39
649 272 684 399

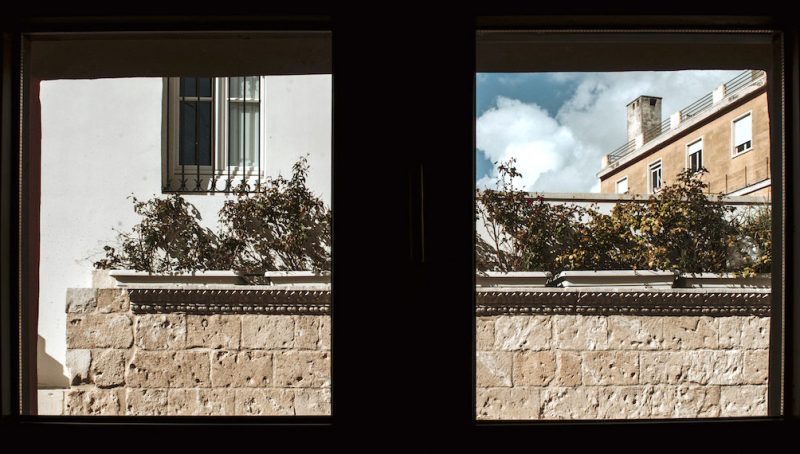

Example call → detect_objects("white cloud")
477 70 745 192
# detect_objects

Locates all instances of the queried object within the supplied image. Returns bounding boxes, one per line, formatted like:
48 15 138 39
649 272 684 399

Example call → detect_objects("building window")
165 76 265 192
615 177 628 194
732 112 753 156
687 138 703 173
648 160 662 193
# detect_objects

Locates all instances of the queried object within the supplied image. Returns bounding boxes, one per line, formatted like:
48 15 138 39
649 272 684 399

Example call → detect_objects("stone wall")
64 286 330 416
476 288 771 420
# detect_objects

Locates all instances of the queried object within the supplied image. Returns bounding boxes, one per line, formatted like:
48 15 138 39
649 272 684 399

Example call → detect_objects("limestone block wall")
476 288 771 420
64 286 330 416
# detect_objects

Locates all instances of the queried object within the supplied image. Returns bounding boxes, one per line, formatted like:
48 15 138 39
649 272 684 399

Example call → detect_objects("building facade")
598 70 770 198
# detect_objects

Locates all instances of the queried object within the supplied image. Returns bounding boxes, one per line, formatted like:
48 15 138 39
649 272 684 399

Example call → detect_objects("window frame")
164 75 268 192
686 137 704 173
648 158 663 193
731 110 755 158
615 176 629 194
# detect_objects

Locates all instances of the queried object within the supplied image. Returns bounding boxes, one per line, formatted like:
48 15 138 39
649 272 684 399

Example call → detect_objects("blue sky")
476 70 745 192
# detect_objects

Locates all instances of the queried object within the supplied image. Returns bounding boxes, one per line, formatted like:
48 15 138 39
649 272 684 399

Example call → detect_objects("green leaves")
94 156 331 274
476 161 771 275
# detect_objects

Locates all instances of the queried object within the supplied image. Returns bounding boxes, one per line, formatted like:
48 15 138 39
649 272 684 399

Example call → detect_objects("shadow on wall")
38 334 69 388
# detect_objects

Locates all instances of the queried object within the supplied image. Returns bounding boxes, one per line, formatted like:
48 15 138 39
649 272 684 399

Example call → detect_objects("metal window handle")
409 163 425 264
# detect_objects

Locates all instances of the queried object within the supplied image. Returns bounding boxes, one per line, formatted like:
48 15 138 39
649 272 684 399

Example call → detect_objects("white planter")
252 271 331 286
678 273 771 288
108 270 247 286
476 271 552 287
552 270 678 288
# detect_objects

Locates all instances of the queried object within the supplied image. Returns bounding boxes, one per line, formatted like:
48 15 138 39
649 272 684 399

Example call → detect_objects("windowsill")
731 147 754 159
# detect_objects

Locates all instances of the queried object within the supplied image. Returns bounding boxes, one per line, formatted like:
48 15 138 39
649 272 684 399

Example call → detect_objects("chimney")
626 95 662 145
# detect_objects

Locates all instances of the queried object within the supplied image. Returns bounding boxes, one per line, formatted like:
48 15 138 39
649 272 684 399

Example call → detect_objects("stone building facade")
59 285 330 416
476 288 771 419
598 70 770 198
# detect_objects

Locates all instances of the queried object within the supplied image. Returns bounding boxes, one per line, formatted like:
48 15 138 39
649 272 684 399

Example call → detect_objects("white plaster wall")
39 76 331 384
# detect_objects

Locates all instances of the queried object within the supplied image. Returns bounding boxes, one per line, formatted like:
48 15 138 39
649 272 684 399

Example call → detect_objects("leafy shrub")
477 161 770 275
94 157 330 274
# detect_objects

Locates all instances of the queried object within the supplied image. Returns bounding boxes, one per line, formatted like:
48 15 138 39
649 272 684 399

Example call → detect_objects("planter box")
108 270 247 286
247 271 331 286
677 273 771 289
551 270 677 288
476 271 552 287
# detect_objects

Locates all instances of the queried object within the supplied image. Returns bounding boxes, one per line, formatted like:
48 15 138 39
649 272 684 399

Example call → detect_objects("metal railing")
606 69 766 166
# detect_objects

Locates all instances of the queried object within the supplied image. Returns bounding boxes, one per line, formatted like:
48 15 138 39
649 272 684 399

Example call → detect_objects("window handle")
409 162 425 264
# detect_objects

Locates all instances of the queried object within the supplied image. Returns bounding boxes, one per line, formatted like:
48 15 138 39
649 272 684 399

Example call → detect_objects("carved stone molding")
128 288 330 315
476 289 771 317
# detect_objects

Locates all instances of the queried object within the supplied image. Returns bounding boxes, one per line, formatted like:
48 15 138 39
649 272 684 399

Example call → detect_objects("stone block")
274 351 330 388
186 315 240 349
294 316 321 350
135 314 187 350
126 389 168 416
294 388 332 416
494 316 551 351
541 387 599 419
241 315 294 349
553 316 607 351
743 350 769 385
66 349 91 385
741 317 770 349
211 351 273 387
65 388 123 415
720 385 768 417
649 385 721 418
67 314 133 349
554 350 582 386
582 351 639 385
512 351 555 386
476 317 496 351
91 349 129 388
168 389 236 416
235 389 294 416
476 387 540 420
718 317 743 349
597 386 651 419
476 351 512 387
662 316 718 350
640 351 743 385
319 316 331 350
608 316 664 350
126 351 210 388
96 288 129 313
66 288 96 313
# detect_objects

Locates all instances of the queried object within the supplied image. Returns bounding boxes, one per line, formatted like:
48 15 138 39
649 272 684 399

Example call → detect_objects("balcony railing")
606 69 766 166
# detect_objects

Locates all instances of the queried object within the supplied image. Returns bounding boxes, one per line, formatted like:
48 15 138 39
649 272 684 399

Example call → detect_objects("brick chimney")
627 95 662 147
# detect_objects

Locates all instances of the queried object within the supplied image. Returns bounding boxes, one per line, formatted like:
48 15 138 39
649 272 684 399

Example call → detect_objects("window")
733 112 753 156
687 138 703 173
165 76 265 192
616 177 628 194
648 160 663 192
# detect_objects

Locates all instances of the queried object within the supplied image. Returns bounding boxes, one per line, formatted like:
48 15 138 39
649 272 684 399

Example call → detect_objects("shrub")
94 157 331 274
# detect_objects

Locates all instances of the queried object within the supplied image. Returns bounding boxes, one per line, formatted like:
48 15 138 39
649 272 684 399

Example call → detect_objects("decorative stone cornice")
476 288 771 317
128 288 330 315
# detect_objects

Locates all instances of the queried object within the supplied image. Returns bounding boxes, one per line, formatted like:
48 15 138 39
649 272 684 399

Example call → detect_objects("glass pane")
476 67 772 421
229 102 259 167
229 76 259 100
179 101 212 166
179 77 196 97
197 77 212 98
734 113 753 147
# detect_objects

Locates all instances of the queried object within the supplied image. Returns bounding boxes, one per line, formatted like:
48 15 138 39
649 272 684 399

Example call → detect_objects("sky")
475 70 746 193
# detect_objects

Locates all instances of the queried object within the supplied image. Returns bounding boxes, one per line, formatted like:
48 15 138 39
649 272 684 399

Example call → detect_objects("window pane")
229 102 259 167
179 101 212 166
229 76 259 100
476 66 772 421
179 77 196 97
734 113 753 149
